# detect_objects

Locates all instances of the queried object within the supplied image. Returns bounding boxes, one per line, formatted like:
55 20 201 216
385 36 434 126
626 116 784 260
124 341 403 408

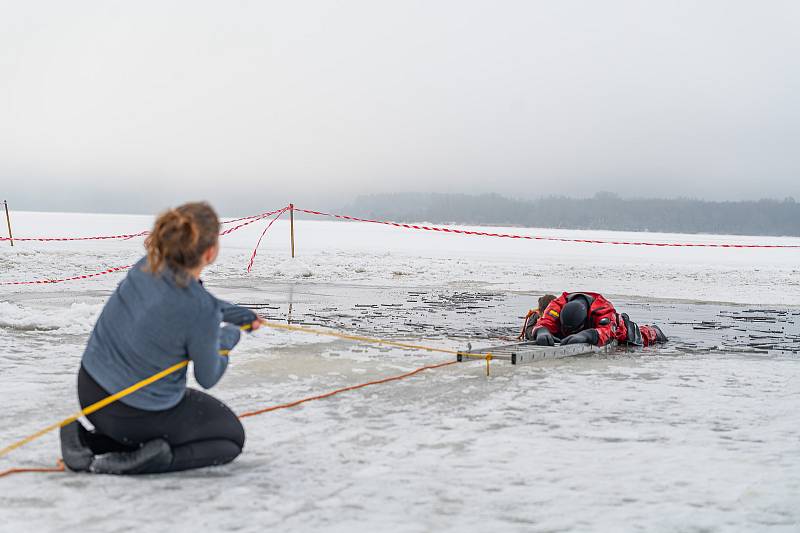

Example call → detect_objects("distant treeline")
343 192 800 237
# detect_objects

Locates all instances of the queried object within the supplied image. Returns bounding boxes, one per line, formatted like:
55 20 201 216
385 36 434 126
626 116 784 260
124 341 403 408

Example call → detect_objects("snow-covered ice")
1 210 799 532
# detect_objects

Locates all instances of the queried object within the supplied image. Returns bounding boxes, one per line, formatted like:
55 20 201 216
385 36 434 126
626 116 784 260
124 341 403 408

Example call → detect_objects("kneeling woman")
61 202 261 474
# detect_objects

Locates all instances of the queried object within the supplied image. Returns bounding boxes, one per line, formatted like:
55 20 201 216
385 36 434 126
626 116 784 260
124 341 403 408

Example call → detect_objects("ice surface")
274 258 313 278
1 211 799 532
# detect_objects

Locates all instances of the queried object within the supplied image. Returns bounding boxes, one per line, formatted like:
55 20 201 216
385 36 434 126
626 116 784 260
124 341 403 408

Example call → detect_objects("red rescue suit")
533 292 625 347
533 292 661 347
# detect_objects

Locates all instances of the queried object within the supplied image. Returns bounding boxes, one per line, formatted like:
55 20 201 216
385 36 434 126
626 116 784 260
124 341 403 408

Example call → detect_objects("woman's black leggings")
78 366 245 473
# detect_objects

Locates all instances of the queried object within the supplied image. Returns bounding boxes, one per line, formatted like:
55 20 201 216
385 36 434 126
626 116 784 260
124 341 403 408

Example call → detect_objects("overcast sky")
1 1 799 215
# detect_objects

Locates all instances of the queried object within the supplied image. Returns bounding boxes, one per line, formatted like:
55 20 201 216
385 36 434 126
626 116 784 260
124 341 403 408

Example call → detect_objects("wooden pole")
3 200 12 247
289 203 295 258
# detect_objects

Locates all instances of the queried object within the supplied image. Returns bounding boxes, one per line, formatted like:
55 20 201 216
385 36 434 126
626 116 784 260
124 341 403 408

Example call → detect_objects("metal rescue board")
456 341 607 365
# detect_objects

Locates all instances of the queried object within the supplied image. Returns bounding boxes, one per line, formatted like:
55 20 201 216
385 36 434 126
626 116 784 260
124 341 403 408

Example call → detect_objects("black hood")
560 296 590 334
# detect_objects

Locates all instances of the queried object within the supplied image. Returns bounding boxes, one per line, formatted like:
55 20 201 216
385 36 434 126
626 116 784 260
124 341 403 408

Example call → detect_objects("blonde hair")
144 202 220 286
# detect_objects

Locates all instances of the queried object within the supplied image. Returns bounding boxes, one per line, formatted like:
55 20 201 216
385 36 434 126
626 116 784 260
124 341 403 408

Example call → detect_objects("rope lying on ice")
0 460 66 477
237 359 457 419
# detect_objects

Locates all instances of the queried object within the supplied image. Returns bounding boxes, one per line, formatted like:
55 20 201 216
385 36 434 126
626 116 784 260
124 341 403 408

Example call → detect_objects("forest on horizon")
341 192 800 237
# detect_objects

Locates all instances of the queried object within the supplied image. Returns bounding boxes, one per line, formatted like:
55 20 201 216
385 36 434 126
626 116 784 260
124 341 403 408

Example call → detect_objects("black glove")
561 329 599 345
534 328 555 346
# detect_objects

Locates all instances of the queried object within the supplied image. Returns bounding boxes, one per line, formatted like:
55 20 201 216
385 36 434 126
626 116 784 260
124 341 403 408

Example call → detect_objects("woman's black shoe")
59 421 94 472
90 439 173 475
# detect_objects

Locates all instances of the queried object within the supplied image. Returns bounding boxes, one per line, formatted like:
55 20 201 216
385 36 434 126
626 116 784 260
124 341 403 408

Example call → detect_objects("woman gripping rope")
60 202 262 474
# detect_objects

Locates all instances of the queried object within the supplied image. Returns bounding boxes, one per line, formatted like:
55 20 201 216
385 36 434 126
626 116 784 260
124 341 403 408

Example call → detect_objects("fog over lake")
2 1 799 215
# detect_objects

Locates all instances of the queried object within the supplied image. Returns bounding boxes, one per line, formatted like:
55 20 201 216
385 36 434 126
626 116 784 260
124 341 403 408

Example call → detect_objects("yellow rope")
260 321 462 355
259 321 494 375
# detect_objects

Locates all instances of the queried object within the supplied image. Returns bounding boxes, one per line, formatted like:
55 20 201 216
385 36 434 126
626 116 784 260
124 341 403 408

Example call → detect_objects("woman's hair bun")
144 202 220 286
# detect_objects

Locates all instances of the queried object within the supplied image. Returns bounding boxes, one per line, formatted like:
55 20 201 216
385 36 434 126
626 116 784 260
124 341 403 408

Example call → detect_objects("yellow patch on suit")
548 309 559 318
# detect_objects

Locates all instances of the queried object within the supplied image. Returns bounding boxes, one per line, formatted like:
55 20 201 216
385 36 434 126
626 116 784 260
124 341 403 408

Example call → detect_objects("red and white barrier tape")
0 265 134 286
247 207 289 272
0 207 287 242
0 232 149 243
0 207 291 285
4 204 798 286
220 207 288 236
220 213 270 225
295 208 800 249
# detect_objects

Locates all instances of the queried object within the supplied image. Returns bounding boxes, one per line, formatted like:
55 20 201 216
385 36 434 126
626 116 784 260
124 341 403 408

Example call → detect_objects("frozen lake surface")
1 210 799 532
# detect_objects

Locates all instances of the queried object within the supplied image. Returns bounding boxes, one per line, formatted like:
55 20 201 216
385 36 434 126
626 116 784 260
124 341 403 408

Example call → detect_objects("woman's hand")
249 317 266 331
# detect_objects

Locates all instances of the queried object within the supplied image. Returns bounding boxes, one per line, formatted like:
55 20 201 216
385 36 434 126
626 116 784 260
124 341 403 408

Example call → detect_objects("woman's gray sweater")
81 257 256 411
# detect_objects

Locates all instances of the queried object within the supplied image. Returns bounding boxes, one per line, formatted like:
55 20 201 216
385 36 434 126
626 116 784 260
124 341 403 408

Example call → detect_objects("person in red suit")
531 291 668 347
